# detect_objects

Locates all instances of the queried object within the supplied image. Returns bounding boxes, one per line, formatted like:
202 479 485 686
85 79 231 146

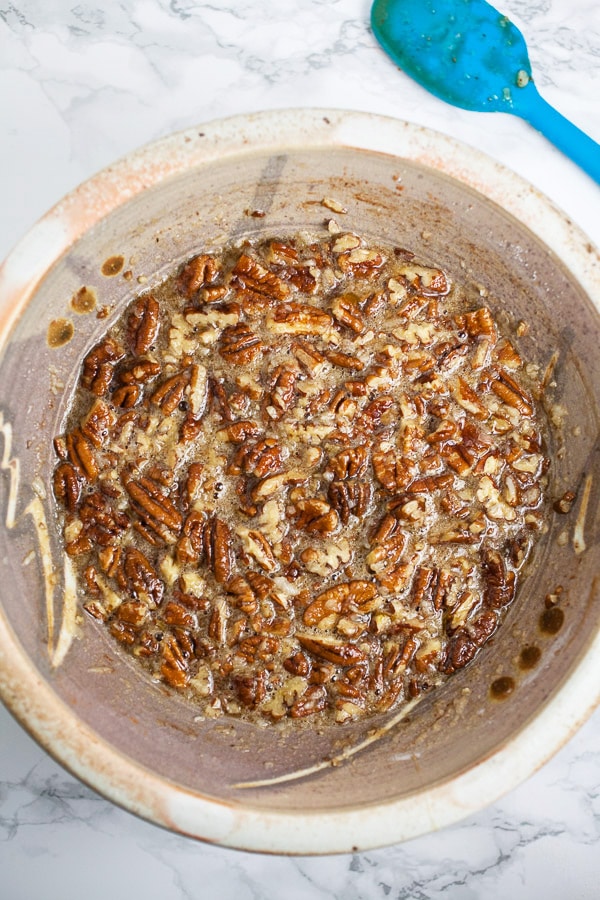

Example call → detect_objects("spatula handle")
516 84 600 185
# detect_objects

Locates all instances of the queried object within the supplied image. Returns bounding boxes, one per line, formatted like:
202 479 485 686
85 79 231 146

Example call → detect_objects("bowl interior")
1 135 599 822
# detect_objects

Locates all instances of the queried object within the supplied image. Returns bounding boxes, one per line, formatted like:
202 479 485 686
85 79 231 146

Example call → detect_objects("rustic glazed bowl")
0 110 599 854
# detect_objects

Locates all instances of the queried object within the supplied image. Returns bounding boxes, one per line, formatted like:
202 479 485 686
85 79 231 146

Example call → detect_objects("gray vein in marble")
0 762 110 843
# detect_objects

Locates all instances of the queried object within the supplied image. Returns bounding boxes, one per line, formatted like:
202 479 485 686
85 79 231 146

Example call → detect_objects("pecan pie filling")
53 230 548 723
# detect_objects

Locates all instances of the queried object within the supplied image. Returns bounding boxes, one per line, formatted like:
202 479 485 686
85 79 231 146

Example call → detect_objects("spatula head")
371 0 533 113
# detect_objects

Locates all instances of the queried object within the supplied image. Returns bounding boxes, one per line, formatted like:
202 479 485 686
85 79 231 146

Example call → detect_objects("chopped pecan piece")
226 575 259 615
326 349 364 370
397 263 449 295
217 420 262 443
456 306 497 342
263 366 299 420
272 263 317 293
407 472 455 493
228 437 286 478
453 376 489 419
293 498 340 535
284 651 311 677
290 684 327 718
116 600 149 628
359 395 395 430
337 248 384 277
236 527 277 572
366 533 407 582
291 339 328 375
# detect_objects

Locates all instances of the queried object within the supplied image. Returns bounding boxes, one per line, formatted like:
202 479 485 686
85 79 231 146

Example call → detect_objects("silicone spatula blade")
371 0 600 184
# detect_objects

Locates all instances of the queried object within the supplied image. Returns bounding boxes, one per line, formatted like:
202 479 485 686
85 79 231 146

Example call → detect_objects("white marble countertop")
1 0 599 896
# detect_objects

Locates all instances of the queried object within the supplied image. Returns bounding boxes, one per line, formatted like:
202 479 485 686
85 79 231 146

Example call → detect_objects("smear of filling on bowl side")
52 227 549 725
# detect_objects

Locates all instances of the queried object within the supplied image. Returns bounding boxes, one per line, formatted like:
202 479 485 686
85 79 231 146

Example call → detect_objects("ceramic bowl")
0 109 599 854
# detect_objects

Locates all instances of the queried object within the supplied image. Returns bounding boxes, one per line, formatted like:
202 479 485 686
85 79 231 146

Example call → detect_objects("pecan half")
297 633 368 667
53 462 83 512
267 303 333 335
120 546 164 606
175 509 205 565
82 338 124 396
234 671 268 709
372 447 414 492
78 492 129 546
330 294 364 333
328 480 372 524
327 445 369 480
123 473 183 540
80 400 116 448
177 254 219 297
218 323 264 364
490 369 533 416
204 517 233 583
231 253 289 304
112 384 140 408
161 634 190 687
303 580 378 625
127 295 160 355
482 548 516 609
65 429 99 481
151 371 191 414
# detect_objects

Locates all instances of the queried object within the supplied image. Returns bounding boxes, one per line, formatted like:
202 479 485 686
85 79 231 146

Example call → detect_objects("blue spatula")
371 0 600 184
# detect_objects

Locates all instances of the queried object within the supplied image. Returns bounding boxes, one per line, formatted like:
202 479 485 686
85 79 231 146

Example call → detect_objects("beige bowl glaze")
0 110 599 854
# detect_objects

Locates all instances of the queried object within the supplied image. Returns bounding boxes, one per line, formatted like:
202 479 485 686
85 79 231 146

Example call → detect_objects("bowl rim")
0 107 599 854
